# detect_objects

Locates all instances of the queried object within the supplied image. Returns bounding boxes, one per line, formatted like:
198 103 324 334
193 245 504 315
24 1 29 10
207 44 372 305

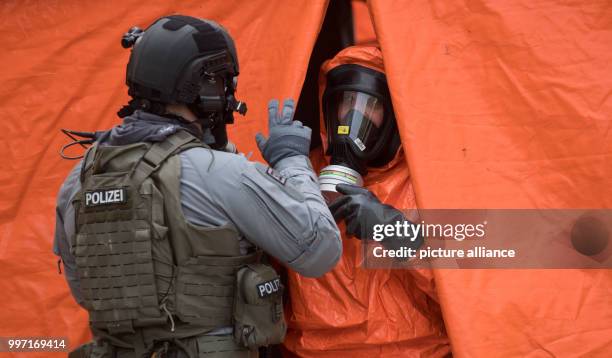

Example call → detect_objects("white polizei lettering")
112 190 122 203
85 189 126 207
105 190 115 203
257 278 281 297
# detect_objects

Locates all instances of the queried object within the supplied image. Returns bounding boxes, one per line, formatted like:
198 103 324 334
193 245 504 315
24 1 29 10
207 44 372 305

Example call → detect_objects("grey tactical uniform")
54 116 342 313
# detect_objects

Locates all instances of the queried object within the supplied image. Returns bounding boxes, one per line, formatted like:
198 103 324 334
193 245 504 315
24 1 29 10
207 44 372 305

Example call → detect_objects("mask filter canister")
318 164 363 203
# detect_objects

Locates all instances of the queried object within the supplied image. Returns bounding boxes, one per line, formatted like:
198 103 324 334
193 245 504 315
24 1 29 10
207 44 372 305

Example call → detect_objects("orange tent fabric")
284 46 450 358
352 0 376 45
2 0 612 357
0 1 327 356
369 0 612 356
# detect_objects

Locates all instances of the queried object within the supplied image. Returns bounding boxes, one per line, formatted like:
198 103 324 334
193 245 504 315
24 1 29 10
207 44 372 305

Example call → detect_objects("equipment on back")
119 15 247 149
70 130 284 356
234 264 286 349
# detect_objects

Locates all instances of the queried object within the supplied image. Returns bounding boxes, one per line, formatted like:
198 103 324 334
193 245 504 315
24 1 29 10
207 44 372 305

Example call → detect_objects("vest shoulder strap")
130 130 205 185
79 142 99 183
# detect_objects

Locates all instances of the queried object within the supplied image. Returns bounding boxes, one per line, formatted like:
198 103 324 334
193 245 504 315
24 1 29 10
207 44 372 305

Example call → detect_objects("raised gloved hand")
329 184 423 250
255 99 312 167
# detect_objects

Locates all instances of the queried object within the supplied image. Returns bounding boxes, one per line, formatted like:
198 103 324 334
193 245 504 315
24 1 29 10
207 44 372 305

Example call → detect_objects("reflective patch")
337 125 349 135
247 163 304 202
266 167 286 185
256 277 282 298
84 188 127 207
157 125 176 136
353 137 366 151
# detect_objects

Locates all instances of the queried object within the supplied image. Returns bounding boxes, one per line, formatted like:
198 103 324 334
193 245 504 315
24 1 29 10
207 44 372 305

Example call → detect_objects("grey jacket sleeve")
179 149 342 277
53 162 85 307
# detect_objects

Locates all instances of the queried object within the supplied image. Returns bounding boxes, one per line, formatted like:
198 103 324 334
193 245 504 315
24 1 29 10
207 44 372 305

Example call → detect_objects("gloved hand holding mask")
255 99 311 167
329 184 423 251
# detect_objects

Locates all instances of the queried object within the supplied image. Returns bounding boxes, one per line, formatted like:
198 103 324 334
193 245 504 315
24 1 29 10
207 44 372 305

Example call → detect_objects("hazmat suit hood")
319 46 385 154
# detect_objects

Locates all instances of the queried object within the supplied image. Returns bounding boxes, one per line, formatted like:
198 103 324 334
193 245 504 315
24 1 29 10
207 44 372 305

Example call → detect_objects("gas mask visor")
326 90 387 160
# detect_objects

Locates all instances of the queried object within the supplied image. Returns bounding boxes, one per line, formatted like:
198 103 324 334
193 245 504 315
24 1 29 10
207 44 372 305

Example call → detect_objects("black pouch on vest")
233 264 286 349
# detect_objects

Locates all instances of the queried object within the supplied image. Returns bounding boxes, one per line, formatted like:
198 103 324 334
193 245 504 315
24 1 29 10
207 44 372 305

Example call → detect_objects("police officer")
54 15 341 357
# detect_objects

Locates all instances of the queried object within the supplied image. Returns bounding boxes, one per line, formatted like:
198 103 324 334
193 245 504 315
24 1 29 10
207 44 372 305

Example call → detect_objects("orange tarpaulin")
0 1 327 356
1 0 611 357
369 0 612 356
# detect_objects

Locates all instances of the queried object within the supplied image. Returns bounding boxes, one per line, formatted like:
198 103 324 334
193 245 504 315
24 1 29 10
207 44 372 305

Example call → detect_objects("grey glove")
255 99 311 167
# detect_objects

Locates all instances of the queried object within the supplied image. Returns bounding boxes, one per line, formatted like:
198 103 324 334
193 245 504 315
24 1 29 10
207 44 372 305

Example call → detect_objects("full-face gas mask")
319 64 400 198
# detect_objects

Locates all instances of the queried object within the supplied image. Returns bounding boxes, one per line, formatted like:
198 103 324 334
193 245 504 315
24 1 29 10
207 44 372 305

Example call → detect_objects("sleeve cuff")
273 155 311 171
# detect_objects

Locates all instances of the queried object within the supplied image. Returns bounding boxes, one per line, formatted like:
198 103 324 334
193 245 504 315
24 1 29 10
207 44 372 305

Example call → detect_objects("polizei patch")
256 277 282 298
266 167 286 185
84 188 127 207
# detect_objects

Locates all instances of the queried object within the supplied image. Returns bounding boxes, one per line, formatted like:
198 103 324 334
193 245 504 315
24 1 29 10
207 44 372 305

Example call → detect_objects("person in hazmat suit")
283 45 450 357
53 15 341 357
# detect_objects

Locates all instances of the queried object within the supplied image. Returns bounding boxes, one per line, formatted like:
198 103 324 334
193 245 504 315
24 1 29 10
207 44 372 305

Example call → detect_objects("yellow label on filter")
337 125 349 134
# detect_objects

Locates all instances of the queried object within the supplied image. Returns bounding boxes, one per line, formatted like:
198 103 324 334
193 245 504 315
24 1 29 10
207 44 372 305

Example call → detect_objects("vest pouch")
233 264 286 349
175 255 245 327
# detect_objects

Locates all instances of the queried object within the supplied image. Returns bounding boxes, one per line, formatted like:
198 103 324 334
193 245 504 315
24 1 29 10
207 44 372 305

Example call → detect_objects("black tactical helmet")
119 15 247 148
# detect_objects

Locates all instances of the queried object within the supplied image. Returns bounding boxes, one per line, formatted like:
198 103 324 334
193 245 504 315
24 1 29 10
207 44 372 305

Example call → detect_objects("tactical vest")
71 130 260 353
